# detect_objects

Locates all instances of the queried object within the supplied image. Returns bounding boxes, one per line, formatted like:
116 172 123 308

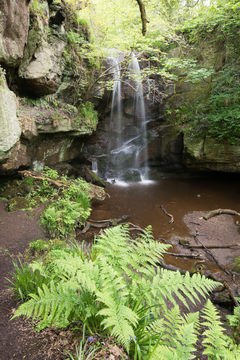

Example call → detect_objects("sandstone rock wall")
0 76 21 162
0 0 98 174
0 0 30 66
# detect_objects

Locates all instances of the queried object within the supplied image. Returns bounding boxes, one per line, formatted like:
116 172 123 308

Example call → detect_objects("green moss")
231 257 240 273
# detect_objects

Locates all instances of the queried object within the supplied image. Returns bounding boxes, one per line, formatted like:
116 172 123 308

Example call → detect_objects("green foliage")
176 65 240 144
30 0 46 18
43 166 59 180
29 239 49 256
41 194 90 238
12 224 234 358
77 102 98 131
65 324 100 360
180 0 240 54
227 299 240 344
162 57 214 83
7 257 49 301
41 179 91 238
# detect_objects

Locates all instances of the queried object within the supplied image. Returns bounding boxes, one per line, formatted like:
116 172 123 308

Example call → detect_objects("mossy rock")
231 257 240 273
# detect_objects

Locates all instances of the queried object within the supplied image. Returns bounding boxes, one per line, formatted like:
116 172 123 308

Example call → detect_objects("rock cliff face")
0 76 21 161
0 0 239 176
163 33 240 174
0 0 30 66
0 0 97 174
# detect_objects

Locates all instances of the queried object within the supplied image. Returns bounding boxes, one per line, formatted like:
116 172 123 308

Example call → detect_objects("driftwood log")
203 208 240 220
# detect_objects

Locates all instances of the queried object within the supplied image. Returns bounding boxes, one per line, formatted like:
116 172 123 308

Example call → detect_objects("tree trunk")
136 0 148 36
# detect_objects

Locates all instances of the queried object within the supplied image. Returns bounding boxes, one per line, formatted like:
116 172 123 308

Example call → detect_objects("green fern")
12 225 226 356
201 300 240 359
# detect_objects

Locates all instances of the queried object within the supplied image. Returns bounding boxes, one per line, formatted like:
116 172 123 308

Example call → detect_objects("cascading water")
107 54 123 181
92 52 151 184
128 53 149 181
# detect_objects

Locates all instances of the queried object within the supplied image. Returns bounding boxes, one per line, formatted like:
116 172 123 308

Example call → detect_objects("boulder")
0 0 30 66
0 76 21 162
1 142 30 172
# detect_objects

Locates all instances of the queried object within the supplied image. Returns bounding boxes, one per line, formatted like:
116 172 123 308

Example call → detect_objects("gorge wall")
0 0 97 175
0 0 240 177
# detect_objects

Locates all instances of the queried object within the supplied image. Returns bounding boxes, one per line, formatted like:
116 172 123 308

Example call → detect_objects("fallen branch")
19 170 68 188
166 252 203 259
160 205 174 224
82 216 130 233
88 215 129 225
223 281 239 307
193 230 232 276
203 208 240 220
183 243 240 249
125 222 145 233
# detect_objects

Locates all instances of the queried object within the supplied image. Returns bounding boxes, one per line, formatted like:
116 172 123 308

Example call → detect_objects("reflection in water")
92 175 240 272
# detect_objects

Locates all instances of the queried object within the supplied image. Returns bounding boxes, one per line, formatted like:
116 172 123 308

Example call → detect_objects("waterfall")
107 54 123 181
104 52 150 184
91 158 98 174
128 53 149 181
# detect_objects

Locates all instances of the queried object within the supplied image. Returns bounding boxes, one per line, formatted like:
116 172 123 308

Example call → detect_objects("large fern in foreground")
12 225 238 357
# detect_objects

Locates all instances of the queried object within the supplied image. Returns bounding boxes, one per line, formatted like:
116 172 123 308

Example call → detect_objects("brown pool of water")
91 175 240 276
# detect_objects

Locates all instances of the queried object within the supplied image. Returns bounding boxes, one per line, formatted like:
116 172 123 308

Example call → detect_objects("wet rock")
0 0 30 66
0 76 21 162
81 166 106 187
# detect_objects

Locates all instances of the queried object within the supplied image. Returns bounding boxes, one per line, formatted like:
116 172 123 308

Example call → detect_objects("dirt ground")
0 198 240 359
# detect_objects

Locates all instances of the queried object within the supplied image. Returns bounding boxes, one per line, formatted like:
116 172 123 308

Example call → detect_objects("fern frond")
97 294 138 351
12 281 80 329
142 269 220 310
149 321 197 360
149 345 180 360
201 299 229 358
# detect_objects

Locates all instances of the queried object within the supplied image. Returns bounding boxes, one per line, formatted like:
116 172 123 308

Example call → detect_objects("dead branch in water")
166 252 203 259
203 208 240 220
160 205 174 224
184 243 240 249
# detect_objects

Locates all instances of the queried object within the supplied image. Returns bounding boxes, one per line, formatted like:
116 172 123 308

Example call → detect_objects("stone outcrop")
18 5 66 96
0 76 21 162
0 0 99 174
0 0 30 66
184 136 240 173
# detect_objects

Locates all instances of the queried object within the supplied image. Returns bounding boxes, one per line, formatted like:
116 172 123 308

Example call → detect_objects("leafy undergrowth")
8 225 240 360
0 167 94 239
